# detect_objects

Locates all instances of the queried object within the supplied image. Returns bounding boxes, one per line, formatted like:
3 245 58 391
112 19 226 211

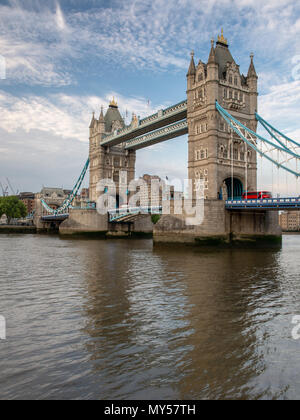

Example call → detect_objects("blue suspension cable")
216 102 300 178
41 158 90 215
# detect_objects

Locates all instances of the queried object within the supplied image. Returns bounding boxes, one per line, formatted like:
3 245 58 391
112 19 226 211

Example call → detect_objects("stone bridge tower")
89 99 136 204
187 30 258 200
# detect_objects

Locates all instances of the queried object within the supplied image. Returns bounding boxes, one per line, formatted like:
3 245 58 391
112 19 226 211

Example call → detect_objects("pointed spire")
217 28 228 46
187 50 196 77
99 106 104 121
247 53 257 78
110 97 118 108
89 111 96 128
208 39 216 64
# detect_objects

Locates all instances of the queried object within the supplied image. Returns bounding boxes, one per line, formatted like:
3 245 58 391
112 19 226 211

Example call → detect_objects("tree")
151 214 161 225
0 196 27 225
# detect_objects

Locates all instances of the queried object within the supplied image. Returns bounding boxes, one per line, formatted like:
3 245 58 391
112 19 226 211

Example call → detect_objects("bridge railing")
102 100 187 145
124 120 188 149
108 206 162 222
226 197 300 209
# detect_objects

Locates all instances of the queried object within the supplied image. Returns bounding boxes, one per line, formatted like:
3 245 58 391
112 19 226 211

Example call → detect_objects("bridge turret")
98 106 106 135
247 54 258 119
187 31 258 201
88 99 136 203
207 39 219 82
187 51 196 90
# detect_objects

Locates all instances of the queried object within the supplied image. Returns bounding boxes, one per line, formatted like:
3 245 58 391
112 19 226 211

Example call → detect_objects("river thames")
0 234 300 400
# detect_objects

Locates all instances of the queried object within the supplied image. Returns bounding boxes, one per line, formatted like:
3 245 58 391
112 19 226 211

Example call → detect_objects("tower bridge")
37 30 300 246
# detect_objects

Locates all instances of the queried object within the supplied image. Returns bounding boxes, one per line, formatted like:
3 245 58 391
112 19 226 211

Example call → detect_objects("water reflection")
79 240 290 399
0 236 300 400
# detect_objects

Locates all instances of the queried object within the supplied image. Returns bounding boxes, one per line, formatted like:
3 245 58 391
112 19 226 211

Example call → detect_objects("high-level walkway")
101 100 187 148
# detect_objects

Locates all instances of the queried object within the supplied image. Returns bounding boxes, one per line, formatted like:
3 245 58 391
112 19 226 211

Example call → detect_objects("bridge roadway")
225 197 300 210
101 100 187 148
124 120 188 151
41 214 69 222
40 197 300 226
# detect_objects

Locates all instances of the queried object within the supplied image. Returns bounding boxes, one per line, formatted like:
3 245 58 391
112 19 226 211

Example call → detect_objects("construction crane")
6 178 19 196
0 182 8 197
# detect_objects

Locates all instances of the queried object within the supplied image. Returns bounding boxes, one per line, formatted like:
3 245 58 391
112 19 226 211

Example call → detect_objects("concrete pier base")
59 209 153 238
153 200 282 247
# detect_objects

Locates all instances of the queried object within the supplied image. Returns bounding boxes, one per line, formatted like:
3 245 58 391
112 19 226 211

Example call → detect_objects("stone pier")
153 200 282 247
59 209 153 238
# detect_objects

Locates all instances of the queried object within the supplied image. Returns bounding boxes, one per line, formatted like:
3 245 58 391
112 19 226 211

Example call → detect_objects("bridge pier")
59 209 153 238
153 200 282 247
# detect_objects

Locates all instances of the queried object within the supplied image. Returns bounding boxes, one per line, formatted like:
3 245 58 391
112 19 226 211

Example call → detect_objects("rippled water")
0 234 300 400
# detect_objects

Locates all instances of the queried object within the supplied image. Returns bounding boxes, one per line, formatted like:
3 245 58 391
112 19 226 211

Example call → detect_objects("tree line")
0 196 27 225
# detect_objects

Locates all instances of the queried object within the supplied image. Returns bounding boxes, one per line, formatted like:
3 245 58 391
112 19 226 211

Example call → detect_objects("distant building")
19 192 36 215
138 174 163 207
279 211 300 231
72 188 90 208
137 174 182 207
80 188 89 200
63 190 72 197
37 187 68 210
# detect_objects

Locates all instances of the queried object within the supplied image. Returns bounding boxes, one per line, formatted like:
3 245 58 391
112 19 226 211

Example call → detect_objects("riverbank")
282 231 300 235
0 225 37 234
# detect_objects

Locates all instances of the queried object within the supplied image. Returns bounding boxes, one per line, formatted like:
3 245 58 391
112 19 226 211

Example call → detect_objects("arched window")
198 73 203 82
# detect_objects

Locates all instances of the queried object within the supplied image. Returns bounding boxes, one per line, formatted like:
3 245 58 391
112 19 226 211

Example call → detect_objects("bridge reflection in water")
1 235 300 399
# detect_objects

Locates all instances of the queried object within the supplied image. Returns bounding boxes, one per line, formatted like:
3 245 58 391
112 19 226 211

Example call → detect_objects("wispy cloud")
0 89 166 141
1 0 300 86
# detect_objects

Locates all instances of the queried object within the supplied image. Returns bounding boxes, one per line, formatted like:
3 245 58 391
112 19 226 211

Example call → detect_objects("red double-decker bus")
242 191 272 199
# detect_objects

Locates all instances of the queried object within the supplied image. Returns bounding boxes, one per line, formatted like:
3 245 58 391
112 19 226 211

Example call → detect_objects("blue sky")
1 0 300 194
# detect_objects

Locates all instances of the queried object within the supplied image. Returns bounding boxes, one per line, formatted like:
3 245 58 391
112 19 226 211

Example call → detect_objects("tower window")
234 148 238 160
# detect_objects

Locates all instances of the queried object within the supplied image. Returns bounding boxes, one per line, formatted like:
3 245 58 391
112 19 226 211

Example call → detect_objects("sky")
1 0 300 195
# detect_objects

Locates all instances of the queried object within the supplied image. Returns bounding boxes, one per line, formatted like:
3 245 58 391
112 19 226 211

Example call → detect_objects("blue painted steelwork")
109 206 162 223
216 102 300 177
226 197 300 210
256 113 300 150
41 158 90 215
41 214 69 221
